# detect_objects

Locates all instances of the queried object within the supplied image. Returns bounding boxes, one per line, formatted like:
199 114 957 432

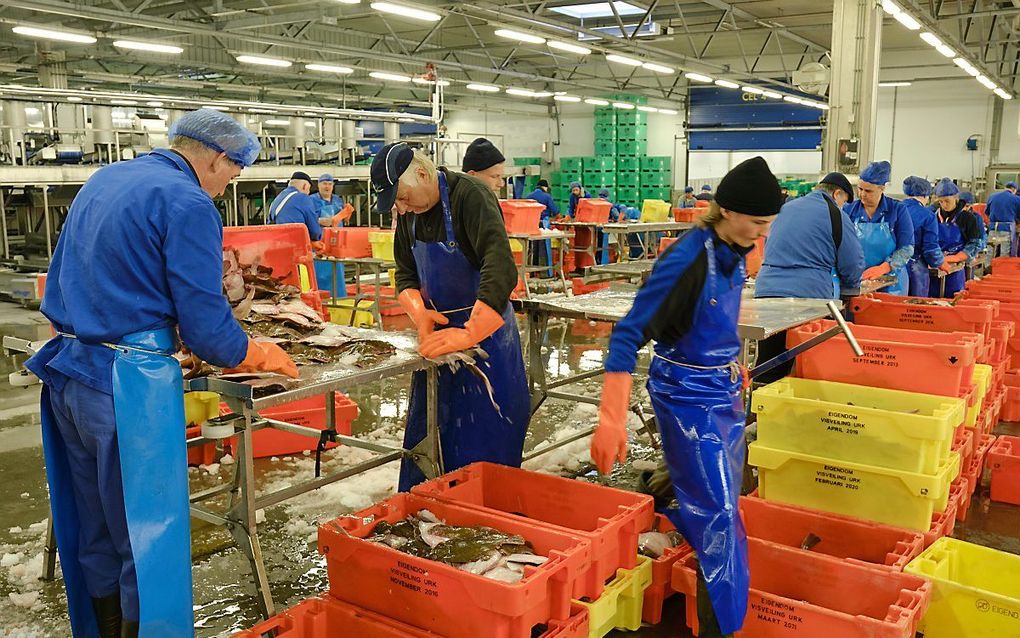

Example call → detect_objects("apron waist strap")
57 328 178 357
653 352 740 383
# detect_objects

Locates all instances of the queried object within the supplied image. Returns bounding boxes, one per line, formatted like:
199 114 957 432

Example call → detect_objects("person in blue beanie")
900 176 950 296
930 178 983 297
843 160 914 295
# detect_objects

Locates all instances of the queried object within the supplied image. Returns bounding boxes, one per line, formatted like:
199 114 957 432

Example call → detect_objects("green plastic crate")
523 175 539 192
594 140 617 156
595 108 617 126
607 93 648 106
590 187 615 200
514 156 542 166
594 124 617 140
552 186 569 200
560 157 585 172
641 187 672 201
585 176 617 189
640 156 671 171
584 156 617 171
616 187 640 206
640 171 672 187
616 123 648 141
616 156 640 172
617 171 641 187
616 110 648 126
616 140 648 156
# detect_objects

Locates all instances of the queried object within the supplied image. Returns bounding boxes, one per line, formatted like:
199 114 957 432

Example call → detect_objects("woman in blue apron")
899 176 950 296
592 157 783 637
843 161 914 295
930 178 984 297
372 143 530 491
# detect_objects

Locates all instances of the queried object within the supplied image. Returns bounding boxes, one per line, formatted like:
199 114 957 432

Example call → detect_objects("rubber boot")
91 592 122 638
121 620 139 638
697 569 734 638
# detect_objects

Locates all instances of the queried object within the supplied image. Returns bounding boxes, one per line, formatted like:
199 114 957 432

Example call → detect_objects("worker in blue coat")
696 184 714 202
25 109 298 638
931 178 983 297
566 181 590 218
525 179 558 271
756 171 863 300
269 171 324 248
900 176 949 297
985 185 1020 256
843 160 914 295
677 186 698 208
313 173 353 228
960 191 988 252
593 157 783 638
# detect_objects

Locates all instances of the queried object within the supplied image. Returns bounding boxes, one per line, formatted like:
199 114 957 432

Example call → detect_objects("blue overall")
34 329 192 638
932 211 966 297
847 201 910 296
901 199 944 298
646 228 749 635
398 173 530 491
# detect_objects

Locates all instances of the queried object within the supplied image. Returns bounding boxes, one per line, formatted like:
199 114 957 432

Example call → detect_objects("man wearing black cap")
371 142 529 491
462 137 506 194
592 157 784 638
755 171 864 300
268 171 324 249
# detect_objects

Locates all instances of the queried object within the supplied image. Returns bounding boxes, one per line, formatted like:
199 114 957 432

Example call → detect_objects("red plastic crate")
992 256 1020 274
672 208 700 223
850 295 999 340
185 424 218 466
988 435 1020 505
500 200 545 234
659 236 678 252
1004 386 1020 421
953 428 975 470
640 514 694 626
253 394 358 458
694 199 710 208
410 462 654 600
575 199 612 224
974 433 997 473
951 476 971 523
671 538 931 638
318 493 592 638
740 496 925 572
323 226 378 258
788 320 980 397
571 277 609 296
924 496 958 548
991 321 1015 360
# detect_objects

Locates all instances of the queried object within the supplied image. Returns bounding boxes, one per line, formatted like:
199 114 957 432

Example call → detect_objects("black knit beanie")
462 138 506 172
714 156 783 216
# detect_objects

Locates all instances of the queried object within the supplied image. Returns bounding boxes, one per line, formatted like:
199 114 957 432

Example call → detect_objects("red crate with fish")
988 435 1020 505
639 514 693 625
410 462 655 600
671 538 932 638
787 320 980 397
249 393 359 458
849 294 998 341
317 493 593 638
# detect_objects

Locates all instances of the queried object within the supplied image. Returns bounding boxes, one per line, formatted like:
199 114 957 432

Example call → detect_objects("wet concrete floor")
0 300 1017 637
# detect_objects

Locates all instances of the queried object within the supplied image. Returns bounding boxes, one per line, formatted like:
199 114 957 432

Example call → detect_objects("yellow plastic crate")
184 391 220 425
905 537 1020 637
368 231 395 262
752 378 965 474
749 442 959 532
388 268 397 290
640 199 671 222
574 555 653 637
972 363 992 405
326 298 375 327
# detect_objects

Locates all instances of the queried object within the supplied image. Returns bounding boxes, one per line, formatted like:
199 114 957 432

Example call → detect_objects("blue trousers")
47 377 139 621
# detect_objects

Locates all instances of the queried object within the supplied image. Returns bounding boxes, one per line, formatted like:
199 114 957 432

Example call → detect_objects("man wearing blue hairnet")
900 176 949 296
25 109 298 638
986 181 1020 256
931 178 983 297
843 160 914 295
677 186 698 208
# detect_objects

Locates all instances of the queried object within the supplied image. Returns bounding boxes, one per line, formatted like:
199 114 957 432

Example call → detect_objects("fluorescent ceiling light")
881 0 901 14
936 44 956 57
606 53 643 67
24 107 40 114
248 107 278 113
919 32 942 47
612 101 636 109
684 72 713 83
994 88 1013 99
714 79 739 89
506 88 539 97
548 40 591 55
412 77 450 86
397 117 416 122
145 101 164 107
894 11 921 30
67 96 83 102
264 119 290 126
369 71 412 82
12 25 96 44
495 29 546 44
637 105 658 112
236 55 292 67
742 86 765 94
370 2 441 22
878 81 911 87
813 103 830 110
466 83 501 92
305 63 354 74
953 57 974 71
585 98 610 105
553 95 582 102
783 96 804 104
642 62 675 74
111 99 138 105
550 2 644 19
113 40 183 54
334 0 361 3
202 105 230 111
659 108 678 115
532 91 554 98
977 75 997 89
762 90 783 99
304 121 317 128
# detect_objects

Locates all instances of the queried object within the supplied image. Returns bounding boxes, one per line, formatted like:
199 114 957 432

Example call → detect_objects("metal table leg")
41 515 57 581
527 308 550 414
409 367 444 478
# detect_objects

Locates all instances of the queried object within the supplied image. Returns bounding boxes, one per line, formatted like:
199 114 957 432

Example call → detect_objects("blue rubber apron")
907 257 931 297
398 172 530 491
856 214 907 295
932 211 966 297
991 221 1017 257
317 196 344 228
647 228 749 635
40 328 193 637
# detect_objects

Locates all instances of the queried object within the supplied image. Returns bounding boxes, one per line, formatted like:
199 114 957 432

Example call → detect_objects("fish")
232 287 256 320
638 531 685 559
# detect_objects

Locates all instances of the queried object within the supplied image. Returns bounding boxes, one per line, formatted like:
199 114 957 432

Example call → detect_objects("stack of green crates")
583 155 616 200
640 156 672 202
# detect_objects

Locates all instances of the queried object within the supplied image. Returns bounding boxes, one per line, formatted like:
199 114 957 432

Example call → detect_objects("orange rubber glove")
311 240 326 253
591 372 633 475
226 339 299 379
861 262 892 280
398 289 449 342
332 204 354 226
938 261 954 274
418 300 504 359
945 251 968 263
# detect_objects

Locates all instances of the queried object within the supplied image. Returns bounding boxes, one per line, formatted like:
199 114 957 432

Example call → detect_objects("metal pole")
0 187 9 259
233 182 240 226
42 186 52 260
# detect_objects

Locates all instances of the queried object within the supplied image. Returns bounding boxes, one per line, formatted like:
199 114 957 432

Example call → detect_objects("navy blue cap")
820 171 854 202
684 186 694 193
291 171 312 183
371 142 414 213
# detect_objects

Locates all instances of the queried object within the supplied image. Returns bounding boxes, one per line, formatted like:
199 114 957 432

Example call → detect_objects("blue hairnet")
1007 181 1019 190
960 191 975 204
598 188 610 198
684 186 694 193
934 178 960 197
859 160 891 185
701 185 712 191
902 176 931 197
569 181 582 190
168 108 261 167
